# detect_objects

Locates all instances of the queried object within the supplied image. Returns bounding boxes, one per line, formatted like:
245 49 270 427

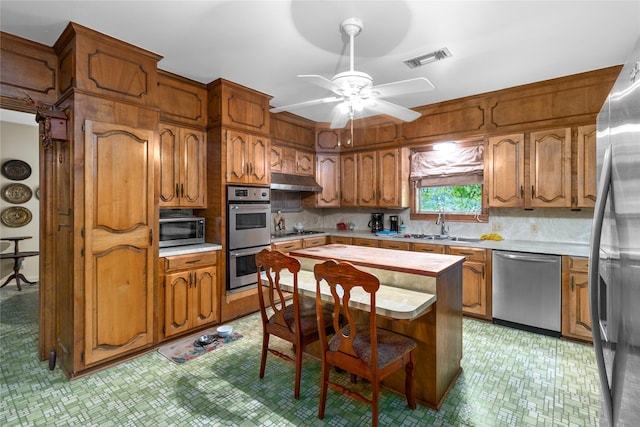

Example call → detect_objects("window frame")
409 139 489 223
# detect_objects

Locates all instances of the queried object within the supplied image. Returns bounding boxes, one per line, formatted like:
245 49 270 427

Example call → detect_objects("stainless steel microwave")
159 216 205 248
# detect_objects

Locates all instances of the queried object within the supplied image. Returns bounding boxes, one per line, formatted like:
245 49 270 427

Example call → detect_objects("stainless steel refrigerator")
590 35 640 426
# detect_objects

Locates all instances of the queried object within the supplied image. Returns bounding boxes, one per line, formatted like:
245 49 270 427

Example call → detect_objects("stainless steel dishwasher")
492 250 562 336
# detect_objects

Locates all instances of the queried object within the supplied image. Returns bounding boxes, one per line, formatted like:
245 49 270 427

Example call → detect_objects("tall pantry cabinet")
42 23 161 377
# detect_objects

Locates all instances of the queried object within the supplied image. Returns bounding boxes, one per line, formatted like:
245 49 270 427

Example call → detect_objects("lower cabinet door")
165 271 191 337
192 266 217 328
461 261 488 317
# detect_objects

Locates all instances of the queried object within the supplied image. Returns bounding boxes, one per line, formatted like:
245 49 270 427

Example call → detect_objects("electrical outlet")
531 224 538 233
492 222 503 232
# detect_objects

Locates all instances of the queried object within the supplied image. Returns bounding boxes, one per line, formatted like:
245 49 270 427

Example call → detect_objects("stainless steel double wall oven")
226 185 271 292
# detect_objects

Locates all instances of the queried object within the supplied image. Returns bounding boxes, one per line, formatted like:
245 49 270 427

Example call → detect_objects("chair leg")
294 340 303 399
371 379 379 427
318 361 330 420
259 332 269 379
405 353 416 410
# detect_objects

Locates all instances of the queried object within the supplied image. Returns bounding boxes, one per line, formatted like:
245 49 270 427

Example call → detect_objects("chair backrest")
256 248 301 333
314 260 380 369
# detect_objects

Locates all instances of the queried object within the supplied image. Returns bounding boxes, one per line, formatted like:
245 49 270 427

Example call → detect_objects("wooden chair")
255 248 333 399
313 259 417 427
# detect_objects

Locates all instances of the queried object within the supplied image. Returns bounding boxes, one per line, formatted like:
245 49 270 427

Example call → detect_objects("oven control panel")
227 185 270 203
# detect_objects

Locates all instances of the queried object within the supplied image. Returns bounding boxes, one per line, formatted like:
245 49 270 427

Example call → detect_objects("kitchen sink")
447 236 483 242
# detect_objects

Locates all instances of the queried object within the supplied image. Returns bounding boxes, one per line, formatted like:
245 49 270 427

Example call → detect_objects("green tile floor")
1 284 600 426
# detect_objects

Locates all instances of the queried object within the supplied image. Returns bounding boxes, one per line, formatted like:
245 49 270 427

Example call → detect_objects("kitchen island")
287 244 465 410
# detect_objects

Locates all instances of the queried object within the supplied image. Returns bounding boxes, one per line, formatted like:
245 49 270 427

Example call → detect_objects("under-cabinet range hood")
270 173 322 192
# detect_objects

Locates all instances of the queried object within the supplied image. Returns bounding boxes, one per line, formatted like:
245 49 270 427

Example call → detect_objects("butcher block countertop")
290 244 465 278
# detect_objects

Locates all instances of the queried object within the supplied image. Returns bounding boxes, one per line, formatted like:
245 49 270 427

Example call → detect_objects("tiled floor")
1 284 600 426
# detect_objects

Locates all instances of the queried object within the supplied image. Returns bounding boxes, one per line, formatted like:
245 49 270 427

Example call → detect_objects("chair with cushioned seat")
313 259 417 427
255 248 333 399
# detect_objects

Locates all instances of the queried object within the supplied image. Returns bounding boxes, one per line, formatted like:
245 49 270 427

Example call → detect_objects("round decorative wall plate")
1 159 32 181
2 183 32 204
1 206 33 227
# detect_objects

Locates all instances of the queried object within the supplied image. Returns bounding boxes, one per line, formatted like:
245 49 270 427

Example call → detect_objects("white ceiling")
1 1 639 123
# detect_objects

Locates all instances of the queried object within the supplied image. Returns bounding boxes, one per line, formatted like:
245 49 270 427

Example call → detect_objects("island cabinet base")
373 263 463 410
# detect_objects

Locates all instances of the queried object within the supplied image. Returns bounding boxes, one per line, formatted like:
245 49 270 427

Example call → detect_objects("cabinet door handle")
571 276 574 292
531 185 535 198
186 259 201 264
175 183 179 197
193 272 197 288
149 229 153 245
520 185 524 198
181 184 184 197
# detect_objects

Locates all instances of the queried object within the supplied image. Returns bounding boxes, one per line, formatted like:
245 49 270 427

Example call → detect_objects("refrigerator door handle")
589 144 613 425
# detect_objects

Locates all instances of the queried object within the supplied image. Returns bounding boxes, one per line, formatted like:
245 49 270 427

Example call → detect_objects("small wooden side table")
1 236 39 291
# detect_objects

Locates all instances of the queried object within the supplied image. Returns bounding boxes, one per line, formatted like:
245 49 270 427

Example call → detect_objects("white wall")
0 110 40 286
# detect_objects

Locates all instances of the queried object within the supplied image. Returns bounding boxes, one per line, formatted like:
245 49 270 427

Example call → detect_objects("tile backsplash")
277 207 594 244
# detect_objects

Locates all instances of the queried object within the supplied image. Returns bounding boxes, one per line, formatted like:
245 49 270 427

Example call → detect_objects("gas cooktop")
271 230 324 238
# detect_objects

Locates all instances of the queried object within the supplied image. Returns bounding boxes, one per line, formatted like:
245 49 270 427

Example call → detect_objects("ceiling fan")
270 17 435 129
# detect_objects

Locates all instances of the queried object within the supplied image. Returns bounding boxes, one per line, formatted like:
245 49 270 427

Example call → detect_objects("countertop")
291 244 465 277
159 243 222 257
272 229 590 258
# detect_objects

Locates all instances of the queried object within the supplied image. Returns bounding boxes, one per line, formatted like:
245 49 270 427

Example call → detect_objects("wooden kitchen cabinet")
270 145 314 176
82 121 157 366
412 242 446 254
575 124 597 208
303 235 327 248
226 130 270 185
340 153 358 207
353 237 378 248
271 239 303 253
487 133 525 207
562 256 592 342
357 148 409 208
447 246 492 319
160 251 218 339
314 154 340 207
159 124 206 207
378 240 411 251
487 128 572 208
329 236 353 245
529 128 572 207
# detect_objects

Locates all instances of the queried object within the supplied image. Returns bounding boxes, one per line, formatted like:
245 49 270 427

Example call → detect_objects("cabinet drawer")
329 236 352 245
448 246 486 262
353 238 378 248
303 236 327 248
272 239 303 252
569 257 588 272
412 242 445 254
378 240 411 251
163 251 216 272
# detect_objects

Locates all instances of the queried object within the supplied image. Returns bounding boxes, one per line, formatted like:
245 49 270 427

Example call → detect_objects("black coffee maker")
389 215 399 232
368 213 384 233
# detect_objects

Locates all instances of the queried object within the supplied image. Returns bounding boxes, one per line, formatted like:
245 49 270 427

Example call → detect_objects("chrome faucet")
436 209 448 236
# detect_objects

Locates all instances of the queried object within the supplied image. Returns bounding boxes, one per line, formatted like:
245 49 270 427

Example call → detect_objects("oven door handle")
229 248 266 258
229 204 270 211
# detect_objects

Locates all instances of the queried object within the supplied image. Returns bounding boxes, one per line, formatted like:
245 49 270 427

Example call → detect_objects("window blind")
410 145 484 187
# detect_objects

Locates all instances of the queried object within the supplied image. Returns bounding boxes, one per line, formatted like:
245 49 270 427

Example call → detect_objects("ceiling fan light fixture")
404 48 452 69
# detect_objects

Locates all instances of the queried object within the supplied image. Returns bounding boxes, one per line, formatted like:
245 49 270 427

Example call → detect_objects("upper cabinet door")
576 124 597 208
247 134 270 185
529 128 571 208
358 151 377 207
316 154 340 207
83 120 155 366
340 153 358 207
226 130 249 183
487 134 525 208
159 124 206 208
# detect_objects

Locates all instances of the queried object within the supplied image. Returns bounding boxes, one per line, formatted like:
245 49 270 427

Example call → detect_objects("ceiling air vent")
404 48 452 69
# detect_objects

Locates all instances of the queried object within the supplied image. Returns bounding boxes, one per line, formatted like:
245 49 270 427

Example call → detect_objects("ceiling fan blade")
298 74 340 92
270 96 342 113
329 106 351 129
362 98 421 122
366 77 435 99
